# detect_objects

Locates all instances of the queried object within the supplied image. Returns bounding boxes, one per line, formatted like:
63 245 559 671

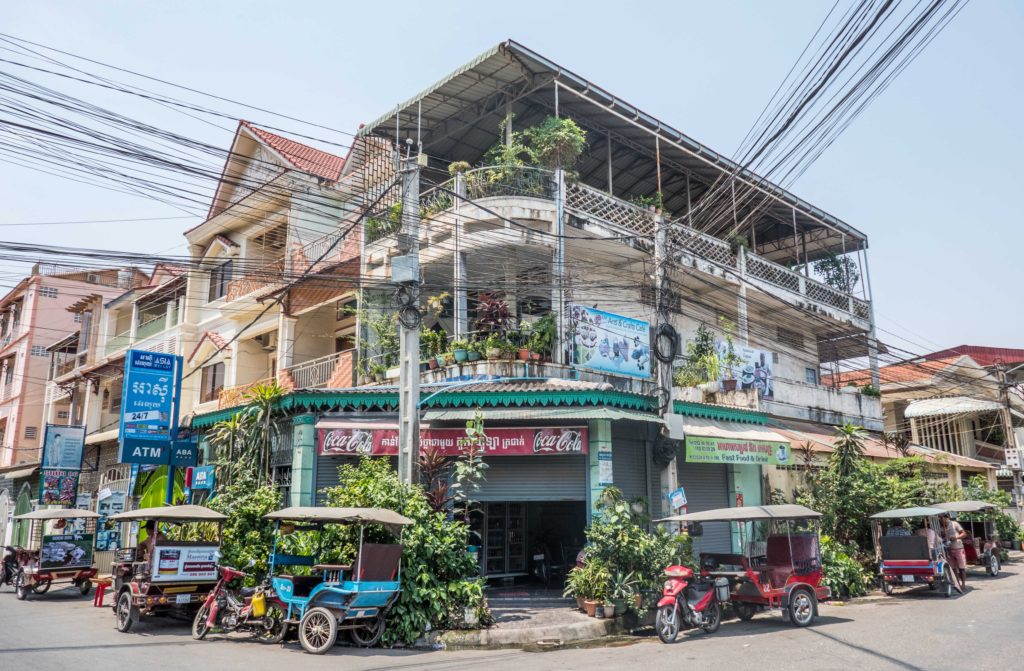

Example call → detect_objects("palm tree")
208 414 251 487
241 381 285 487
831 423 867 478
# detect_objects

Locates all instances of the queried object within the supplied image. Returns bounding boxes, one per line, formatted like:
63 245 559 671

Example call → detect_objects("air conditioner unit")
256 332 277 352
87 272 101 284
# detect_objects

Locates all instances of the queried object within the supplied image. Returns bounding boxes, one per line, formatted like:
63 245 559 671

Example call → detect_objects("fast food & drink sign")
318 426 588 457
685 435 791 465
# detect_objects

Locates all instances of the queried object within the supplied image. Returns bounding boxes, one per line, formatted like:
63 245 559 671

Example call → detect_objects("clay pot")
517 348 530 361
583 599 598 617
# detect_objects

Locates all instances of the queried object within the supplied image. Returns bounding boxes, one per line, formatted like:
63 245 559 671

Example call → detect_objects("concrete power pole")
396 149 422 485
997 364 1023 505
654 211 679 509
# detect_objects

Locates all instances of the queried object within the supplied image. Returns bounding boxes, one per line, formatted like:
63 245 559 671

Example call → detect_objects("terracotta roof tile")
923 345 1024 367
188 331 228 363
822 356 962 387
241 120 344 181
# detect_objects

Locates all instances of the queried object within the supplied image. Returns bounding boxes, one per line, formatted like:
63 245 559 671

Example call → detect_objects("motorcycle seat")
239 586 257 597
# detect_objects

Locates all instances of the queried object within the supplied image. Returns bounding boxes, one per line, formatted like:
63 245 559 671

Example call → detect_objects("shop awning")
904 397 1003 418
85 428 120 445
422 407 662 424
681 416 789 444
0 464 39 480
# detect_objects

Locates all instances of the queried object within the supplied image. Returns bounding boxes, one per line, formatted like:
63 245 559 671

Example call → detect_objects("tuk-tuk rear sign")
119 350 182 465
40 533 94 570
150 545 218 583
685 435 792 466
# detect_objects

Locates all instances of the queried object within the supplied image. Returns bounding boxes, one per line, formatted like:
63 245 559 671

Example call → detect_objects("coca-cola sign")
318 426 588 457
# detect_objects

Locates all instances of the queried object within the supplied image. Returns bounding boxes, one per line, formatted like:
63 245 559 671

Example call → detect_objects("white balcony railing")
285 350 355 389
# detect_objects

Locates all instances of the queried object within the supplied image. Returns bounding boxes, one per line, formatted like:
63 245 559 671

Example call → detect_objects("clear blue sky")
4 0 1022 354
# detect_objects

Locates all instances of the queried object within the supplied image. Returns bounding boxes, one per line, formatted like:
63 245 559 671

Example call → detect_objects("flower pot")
517 347 530 361
531 352 541 361
487 348 503 360
427 359 438 370
419 361 428 373
583 599 598 617
436 355 445 367
613 599 627 616
721 379 738 392
467 350 481 362
576 596 585 611
453 348 469 363
602 604 617 618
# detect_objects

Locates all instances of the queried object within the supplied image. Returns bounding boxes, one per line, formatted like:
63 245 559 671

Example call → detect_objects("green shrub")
207 479 282 586
321 457 491 645
820 535 870 599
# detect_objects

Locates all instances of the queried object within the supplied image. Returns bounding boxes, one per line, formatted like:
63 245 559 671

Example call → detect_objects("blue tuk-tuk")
264 506 411 654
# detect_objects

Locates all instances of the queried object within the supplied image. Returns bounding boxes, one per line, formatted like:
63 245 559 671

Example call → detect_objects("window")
73 313 83 323
57 410 69 420
805 367 819 385
777 327 804 350
336 299 357 321
77 310 93 353
273 465 292 503
24 426 37 440
200 362 225 403
39 286 58 299
4 357 15 384
30 345 48 357
208 260 233 302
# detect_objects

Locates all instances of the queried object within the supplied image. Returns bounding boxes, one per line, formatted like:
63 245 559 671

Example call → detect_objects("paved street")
2 566 1023 671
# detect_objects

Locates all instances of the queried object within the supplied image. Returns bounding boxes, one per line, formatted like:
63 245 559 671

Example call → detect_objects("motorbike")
655 564 728 643
192 565 287 643
1 546 17 587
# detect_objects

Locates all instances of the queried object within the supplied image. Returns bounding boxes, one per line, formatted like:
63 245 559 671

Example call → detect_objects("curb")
429 616 624 650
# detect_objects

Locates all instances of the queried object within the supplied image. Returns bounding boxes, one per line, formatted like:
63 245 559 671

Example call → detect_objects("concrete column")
276 315 297 371
129 302 139 343
165 300 178 330
587 419 613 519
737 285 749 346
553 168 566 364
290 413 316 506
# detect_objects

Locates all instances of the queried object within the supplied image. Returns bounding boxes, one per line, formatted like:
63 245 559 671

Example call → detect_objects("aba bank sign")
319 426 588 457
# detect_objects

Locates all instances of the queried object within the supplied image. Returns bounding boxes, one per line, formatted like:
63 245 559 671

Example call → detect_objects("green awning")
672 400 767 425
423 407 663 423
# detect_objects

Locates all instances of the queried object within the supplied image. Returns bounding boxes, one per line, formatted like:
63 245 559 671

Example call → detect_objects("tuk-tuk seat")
879 535 929 561
278 574 323 598
764 534 819 585
353 544 402 582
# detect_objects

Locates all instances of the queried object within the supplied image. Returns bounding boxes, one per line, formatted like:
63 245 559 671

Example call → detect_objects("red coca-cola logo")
533 429 584 454
321 429 373 455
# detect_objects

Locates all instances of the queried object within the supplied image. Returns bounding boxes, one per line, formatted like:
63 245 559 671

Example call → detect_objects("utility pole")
553 167 566 363
396 145 423 485
997 364 1023 507
654 211 678 510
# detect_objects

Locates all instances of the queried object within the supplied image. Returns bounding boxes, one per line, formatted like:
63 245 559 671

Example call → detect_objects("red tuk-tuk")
9 508 101 600
107 505 226 632
871 507 961 597
657 505 830 628
934 501 1002 577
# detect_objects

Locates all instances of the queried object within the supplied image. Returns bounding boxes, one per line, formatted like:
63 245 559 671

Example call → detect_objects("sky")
3 0 1023 355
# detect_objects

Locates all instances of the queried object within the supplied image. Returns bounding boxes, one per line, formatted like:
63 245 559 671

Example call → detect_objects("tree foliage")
207 381 286 487
207 477 282 587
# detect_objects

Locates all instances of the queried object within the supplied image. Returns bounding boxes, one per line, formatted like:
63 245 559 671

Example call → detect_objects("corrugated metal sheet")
477 456 585 502
677 460 730 553
612 423 648 507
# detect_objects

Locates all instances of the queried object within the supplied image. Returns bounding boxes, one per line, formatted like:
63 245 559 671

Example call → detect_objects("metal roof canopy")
356 40 867 262
870 506 948 519
15 508 101 520
933 500 999 513
108 505 227 522
904 397 1004 418
656 504 822 523
266 507 412 535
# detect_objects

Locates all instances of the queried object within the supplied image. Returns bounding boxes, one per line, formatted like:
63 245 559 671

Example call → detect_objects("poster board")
569 304 651 379
40 533 94 570
119 350 181 465
95 491 127 551
39 424 86 506
685 435 792 466
150 545 219 583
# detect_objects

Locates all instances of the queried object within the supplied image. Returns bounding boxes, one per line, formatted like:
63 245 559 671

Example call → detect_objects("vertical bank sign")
119 350 182 465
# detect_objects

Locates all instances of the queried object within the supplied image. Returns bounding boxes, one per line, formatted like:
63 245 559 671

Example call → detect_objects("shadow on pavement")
806 627 927 671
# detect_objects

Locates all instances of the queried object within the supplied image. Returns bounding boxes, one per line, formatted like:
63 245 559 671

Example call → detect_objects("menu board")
150 545 218 583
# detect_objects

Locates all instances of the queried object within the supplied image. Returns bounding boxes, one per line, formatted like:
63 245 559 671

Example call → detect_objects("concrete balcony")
283 350 356 390
760 378 883 431
225 259 285 303
105 330 132 357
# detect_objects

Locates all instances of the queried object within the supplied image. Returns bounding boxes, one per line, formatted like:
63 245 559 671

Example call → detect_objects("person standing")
940 513 968 588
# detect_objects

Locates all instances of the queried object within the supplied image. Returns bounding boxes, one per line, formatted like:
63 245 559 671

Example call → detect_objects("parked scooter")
1 546 17 587
655 564 728 643
192 565 286 643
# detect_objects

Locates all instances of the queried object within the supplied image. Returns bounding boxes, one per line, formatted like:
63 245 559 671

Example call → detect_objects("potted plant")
451 339 470 363
601 602 616 618
368 361 387 383
442 352 455 367
529 312 557 361
729 233 750 256
718 317 743 391
609 570 637 616
466 340 483 362
485 334 505 360
515 320 532 361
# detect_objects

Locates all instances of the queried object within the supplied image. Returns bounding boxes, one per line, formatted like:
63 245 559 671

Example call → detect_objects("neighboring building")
187 41 884 568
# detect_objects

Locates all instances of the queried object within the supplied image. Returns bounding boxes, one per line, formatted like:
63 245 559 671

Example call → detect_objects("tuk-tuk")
870 506 962 597
106 504 227 632
656 504 831 629
264 506 412 654
10 508 101 600
934 501 1002 577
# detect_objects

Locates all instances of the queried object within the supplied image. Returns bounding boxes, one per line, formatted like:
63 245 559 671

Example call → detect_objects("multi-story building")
185 42 891 568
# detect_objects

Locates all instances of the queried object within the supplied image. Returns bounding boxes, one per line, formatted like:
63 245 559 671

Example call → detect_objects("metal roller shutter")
314 456 397 505
477 456 586 501
611 423 648 507
677 460 731 553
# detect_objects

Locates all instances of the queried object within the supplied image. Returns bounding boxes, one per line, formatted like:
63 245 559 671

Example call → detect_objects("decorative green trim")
672 401 767 425
291 413 316 426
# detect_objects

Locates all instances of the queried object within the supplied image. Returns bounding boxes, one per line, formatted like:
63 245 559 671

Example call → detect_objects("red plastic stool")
92 577 112 607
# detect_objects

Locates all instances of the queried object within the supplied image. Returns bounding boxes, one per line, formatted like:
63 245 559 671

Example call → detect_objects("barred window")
24 426 37 439
74 313 83 323
39 286 58 299
57 410 70 420
777 327 804 350
30 345 48 357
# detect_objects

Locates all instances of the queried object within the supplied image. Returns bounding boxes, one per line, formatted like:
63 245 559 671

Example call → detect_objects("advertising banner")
190 466 216 490
40 533 94 570
170 428 199 467
569 304 651 379
119 350 182 465
42 424 86 469
150 545 219 583
685 435 791 466
38 469 80 506
319 426 588 457
718 342 775 400
95 490 126 551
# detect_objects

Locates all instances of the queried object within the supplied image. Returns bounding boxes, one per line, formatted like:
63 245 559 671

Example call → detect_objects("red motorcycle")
655 564 728 643
192 565 287 643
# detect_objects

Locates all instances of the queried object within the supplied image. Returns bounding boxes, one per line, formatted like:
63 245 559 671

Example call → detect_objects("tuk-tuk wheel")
77 579 92 596
32 579 51 595
348 615 386 648
988 554 1000 577
299 607 338 654
941 566 954 598
788 589 815 627
733 602 757 621
116 591 140 632
14 570 29 601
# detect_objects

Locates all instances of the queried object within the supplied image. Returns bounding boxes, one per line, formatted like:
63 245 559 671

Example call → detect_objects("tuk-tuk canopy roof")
656 504 822 523
14 508 101 520
266 506 413 528
933 500 999 513
108 505 227 523
870 506 947 519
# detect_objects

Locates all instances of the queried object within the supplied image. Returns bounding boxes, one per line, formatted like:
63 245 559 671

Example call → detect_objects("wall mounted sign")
569 304 651 379
685 435 791 466
318 426 588 457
